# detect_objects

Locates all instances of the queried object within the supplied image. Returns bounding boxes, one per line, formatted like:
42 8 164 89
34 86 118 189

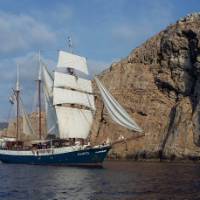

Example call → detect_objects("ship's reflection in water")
0 161 200 200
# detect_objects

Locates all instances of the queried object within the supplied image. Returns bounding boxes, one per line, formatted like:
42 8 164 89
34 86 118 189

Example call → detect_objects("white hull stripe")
0 145 110 156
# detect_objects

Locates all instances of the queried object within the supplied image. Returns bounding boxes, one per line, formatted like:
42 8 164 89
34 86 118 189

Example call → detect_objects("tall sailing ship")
0 49 143 166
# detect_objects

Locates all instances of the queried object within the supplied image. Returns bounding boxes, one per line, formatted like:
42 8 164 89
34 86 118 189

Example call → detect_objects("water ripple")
0 161 200 200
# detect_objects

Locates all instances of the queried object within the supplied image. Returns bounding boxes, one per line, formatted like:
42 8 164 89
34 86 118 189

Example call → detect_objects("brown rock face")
90 13 200 160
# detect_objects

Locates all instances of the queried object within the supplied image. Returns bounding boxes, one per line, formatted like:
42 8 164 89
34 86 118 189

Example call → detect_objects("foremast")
15 65 20 141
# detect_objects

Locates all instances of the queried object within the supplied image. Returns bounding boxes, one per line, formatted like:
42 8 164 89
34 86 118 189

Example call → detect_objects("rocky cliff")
90 13 200 160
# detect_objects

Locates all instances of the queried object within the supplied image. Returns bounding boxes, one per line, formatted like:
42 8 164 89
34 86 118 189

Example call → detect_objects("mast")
67 36 75 76
16 65 20 141
37 51 42 139
67 36 73 53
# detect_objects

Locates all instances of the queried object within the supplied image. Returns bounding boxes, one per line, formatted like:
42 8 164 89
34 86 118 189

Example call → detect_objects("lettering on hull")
77 152 90 156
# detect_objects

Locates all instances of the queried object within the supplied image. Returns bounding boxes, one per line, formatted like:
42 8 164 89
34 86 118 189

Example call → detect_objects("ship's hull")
0 145 111 167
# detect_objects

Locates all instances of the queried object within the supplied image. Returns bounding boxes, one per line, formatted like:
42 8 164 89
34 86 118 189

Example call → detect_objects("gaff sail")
18 98 35 136
41 64 59 136
43 88 59 136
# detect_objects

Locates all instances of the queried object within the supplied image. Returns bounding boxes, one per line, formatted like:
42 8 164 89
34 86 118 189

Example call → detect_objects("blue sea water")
0 161 200 200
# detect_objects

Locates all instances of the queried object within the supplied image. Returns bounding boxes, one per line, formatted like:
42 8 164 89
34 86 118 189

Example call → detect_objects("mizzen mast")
37 51 42 139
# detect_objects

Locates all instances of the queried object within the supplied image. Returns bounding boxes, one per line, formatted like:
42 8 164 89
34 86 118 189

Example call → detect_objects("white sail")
20 100 35 136
55 106 93 139
51 50 95 139
54 71 93 93
57 51 89 75
44 89 59 136
95 77 143 133
53 88 95 110
41 64 59 136
42 64 54 97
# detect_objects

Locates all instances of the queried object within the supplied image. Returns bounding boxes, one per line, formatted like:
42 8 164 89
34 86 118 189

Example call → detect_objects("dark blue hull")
0 146 111 166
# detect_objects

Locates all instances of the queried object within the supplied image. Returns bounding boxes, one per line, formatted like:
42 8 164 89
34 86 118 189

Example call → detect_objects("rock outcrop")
90 13 200 160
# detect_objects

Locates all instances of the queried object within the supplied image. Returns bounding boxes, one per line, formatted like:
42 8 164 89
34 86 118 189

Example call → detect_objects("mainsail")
95 77 143 133
53 51 95 139
55 106 93 139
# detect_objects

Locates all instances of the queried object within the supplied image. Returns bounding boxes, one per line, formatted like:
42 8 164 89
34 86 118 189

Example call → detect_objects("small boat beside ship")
0 48 143 166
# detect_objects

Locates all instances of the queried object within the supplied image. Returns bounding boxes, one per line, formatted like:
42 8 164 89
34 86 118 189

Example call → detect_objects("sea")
0 161 200 200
